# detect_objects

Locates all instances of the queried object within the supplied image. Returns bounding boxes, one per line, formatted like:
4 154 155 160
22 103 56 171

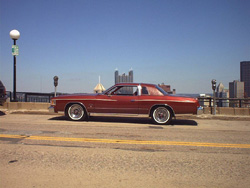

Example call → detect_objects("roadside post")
10 30 20 102
211 79 217 115
53 76 59 97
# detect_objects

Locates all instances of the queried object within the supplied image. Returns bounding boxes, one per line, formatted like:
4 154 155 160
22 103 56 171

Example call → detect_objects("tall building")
229 80 244 98
114 69 133 84
240 61 250 97
216 82 229 107
229 80 244 107
114 69 134 94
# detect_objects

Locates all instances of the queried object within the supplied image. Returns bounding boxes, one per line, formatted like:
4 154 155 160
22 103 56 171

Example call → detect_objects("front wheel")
66 103 87 121
152 106 172 125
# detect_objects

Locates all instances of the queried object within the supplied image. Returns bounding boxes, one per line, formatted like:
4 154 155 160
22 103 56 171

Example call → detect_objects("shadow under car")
48 115 198 126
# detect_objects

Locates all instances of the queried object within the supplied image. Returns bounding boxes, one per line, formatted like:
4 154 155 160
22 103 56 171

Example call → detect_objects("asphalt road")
0 113 250 188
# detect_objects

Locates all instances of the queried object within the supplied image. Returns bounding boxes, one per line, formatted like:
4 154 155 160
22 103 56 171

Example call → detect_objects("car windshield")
102 85 116 95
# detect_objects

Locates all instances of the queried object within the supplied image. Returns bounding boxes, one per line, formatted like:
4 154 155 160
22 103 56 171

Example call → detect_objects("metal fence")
6 92 250 107
7 92 54 103
198 97 250 108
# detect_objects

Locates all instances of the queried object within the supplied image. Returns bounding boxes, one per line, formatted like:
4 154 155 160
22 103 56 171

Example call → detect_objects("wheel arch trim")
64 102 89 115
149 104 175 117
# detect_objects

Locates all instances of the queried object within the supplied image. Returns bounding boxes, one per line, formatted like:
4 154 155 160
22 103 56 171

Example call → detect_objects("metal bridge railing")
7 91 54 103
6 92 250 107
198 97 250 108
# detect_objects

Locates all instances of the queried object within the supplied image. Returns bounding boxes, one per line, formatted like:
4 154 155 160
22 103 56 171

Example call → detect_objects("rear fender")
149 104 175 117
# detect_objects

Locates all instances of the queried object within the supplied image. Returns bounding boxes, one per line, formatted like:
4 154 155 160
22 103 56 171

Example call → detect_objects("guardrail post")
24 94 27 102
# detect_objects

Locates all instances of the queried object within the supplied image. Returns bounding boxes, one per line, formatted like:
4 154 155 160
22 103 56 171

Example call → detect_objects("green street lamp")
10 29 20 102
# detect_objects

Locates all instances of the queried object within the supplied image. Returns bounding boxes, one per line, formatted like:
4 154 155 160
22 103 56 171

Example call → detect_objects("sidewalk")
177 114 250 121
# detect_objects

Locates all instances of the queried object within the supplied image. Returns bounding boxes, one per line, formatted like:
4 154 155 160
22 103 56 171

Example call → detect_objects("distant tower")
229 80 244 98
240 61 250 97
114 69 133 84
115 68 119 84
229 80 244 107
129 68 133 83
216 82 224 93
94 76 105 93
216 82 229 107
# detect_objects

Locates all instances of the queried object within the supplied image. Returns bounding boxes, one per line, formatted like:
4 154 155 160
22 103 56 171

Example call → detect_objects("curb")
1 109 250 121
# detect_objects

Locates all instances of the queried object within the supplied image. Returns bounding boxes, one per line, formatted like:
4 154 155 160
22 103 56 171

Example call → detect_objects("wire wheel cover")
68 104 84 120
153 107 170 123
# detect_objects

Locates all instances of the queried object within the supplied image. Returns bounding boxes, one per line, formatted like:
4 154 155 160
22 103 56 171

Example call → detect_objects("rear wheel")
151 106 172 125
66 103 87 121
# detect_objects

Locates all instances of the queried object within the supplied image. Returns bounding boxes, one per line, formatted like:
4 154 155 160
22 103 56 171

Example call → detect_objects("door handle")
131 99 135 102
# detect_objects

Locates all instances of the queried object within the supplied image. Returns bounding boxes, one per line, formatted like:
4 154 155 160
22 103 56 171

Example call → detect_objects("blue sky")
0 0 249 94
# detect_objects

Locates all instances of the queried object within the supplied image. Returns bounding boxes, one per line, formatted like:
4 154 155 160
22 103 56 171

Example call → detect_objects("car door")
95 85 139 114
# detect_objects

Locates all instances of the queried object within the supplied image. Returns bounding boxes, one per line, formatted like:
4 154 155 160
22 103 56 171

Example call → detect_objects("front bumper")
48 106 55 113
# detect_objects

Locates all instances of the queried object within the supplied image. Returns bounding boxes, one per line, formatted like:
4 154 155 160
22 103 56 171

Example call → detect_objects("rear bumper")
197 106 203 115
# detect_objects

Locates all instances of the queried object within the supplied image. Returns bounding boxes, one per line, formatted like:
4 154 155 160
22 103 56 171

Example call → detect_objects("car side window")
147 86 164 96
141 87 149 95
113 86 137 96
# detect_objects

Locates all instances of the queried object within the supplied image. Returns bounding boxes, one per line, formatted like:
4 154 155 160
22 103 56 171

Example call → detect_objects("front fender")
64 102 89 115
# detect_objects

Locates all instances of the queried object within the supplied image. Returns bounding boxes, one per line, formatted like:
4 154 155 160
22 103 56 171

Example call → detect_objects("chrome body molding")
53 98 117 102
136 99 197 103
54 98 195 103
93 107 138 111
89 113 149 118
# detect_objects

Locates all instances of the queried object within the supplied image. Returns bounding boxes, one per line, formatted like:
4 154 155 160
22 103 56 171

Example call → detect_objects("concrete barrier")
234 108 250 116
203 107 250 116
203 107 212 114
0 102 50 111
217 107 235 116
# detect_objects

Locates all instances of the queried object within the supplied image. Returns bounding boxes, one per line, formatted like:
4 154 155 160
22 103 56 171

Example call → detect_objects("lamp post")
211 79 217 115
10 29 20 102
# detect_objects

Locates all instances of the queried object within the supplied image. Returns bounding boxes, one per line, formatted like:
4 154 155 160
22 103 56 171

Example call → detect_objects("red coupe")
50 83 200 124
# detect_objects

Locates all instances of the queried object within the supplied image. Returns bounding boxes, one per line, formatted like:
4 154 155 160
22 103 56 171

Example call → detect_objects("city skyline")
115 69 133 84
0 0 250 94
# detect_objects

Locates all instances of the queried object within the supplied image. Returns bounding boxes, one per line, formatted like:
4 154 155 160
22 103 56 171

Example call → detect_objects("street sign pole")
10 29 20 102
13 39 17 102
